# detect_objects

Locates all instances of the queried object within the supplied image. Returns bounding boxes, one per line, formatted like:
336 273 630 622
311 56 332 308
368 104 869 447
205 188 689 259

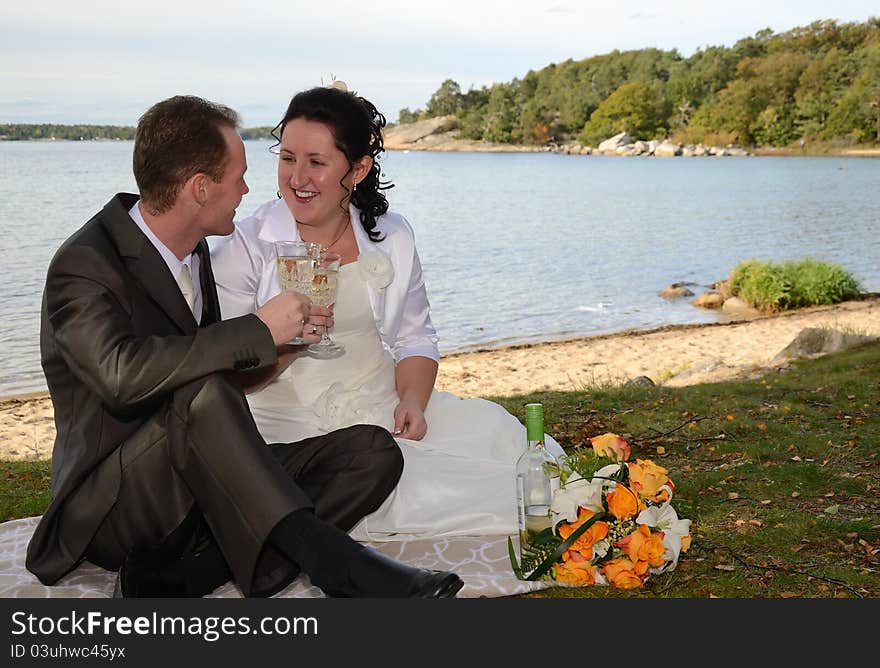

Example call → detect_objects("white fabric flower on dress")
357 250 394 289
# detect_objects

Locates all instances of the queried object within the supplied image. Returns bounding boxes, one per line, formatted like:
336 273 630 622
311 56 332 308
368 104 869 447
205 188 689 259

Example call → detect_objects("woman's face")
277 117 368 229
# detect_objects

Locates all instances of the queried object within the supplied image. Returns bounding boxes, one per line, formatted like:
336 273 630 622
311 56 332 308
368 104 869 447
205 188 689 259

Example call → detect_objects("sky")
1 1 878 127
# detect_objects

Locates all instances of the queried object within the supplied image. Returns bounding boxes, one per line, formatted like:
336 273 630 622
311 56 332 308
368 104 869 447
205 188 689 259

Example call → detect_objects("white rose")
358 250 394 289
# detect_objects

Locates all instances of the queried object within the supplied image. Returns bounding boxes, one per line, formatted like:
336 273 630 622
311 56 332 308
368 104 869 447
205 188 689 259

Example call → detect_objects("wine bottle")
515 403 560 564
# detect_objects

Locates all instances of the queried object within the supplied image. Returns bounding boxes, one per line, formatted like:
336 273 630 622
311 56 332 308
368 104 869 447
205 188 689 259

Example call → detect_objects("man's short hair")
133 95 241 214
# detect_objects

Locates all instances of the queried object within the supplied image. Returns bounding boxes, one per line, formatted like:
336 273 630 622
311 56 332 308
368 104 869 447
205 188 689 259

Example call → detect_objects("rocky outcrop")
660 283 695 299
770 328 877 365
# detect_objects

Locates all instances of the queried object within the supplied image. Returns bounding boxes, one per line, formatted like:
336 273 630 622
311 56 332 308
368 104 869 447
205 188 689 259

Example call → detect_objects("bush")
729 258 861 311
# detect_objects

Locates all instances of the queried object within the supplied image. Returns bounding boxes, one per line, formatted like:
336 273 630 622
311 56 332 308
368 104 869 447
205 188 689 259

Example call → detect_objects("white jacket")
211 197 440 363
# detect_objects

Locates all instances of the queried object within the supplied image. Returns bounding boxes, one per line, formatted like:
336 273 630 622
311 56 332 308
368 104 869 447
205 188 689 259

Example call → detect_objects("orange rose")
606 486 643 520
558 508 609 558
590 433 631 462
616 525 667 567
680 534 692 552
602 558 644 589
552 554 598 586
628 459 671 502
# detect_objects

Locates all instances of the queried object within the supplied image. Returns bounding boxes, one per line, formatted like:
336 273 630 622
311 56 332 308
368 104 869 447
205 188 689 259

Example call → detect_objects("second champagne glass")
307 251 345 358
274 240 321 345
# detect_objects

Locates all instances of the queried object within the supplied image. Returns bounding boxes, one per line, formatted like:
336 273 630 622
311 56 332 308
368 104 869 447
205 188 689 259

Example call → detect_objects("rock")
625 375 656 387
722 296 761 317
660 283 695 299
691 292 724 309
770 328 878 365
598 132 632 152
654 141 681 157
383 115 458 149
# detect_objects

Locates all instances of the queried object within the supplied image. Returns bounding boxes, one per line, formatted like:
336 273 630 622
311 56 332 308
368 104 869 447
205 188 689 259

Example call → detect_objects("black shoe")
112 550 190 598
321 547 464 598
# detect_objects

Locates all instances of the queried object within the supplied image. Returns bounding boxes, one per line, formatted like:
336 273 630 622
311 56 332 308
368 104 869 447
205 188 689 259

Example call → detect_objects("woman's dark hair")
271 86 393 241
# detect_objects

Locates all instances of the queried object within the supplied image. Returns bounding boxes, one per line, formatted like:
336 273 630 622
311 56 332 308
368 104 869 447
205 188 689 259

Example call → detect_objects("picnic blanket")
0 517 552 598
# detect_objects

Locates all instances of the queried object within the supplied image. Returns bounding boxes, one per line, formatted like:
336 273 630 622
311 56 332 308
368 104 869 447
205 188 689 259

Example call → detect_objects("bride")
211 83 563 540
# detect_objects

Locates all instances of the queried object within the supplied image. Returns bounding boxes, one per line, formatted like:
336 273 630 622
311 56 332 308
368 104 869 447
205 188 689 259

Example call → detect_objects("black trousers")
84 373 402 597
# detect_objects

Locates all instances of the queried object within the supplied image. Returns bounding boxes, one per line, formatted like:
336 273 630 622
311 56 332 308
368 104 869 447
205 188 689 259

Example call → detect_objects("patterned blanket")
0 517 552 598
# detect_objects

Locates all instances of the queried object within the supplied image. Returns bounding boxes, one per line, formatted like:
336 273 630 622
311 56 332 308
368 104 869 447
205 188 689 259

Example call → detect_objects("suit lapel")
102 194 198 335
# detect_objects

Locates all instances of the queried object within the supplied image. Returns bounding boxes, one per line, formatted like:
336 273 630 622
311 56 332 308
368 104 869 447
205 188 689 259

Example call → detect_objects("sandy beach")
2 298 878 461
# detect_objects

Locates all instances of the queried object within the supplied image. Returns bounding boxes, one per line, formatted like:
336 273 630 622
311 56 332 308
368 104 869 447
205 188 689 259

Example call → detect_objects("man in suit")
26 95 463 598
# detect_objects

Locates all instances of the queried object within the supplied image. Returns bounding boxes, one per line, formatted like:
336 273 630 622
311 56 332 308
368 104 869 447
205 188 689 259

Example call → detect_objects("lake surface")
1 140 878 397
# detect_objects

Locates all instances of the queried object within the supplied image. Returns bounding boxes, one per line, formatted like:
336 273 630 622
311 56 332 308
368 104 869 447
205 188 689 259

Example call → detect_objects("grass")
489 341 880 598
3 342 878 598
729 258 862 311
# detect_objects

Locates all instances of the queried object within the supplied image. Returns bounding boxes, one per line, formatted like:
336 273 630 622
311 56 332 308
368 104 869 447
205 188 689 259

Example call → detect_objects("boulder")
770 328 878 365
654 141 681 157
721 296 761 317
660 283 695 299
691 292 724 309
625 375 656 387
383 115 458 149
598 132 632 152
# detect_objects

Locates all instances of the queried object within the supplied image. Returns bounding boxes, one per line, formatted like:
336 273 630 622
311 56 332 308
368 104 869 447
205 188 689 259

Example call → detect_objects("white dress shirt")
129 201 202 324
211 198 439 362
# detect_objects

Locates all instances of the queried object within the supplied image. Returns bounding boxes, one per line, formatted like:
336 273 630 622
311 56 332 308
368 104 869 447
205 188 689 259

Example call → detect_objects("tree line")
398 18 880 147
0 125 276 141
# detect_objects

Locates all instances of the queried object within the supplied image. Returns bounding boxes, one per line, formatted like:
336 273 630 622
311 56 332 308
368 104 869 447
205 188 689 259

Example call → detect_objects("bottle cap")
525 403 543 440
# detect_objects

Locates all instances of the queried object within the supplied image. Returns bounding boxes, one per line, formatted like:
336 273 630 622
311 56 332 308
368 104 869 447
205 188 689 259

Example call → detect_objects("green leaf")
508 536 524 580
526 512 611 581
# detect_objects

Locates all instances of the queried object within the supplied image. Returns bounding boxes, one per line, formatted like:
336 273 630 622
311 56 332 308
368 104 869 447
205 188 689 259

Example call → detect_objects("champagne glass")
306 251 345 358
273 240 321 344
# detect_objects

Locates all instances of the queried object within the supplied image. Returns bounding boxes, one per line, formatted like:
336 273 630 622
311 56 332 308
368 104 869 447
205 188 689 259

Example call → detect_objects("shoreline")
3 297 879 461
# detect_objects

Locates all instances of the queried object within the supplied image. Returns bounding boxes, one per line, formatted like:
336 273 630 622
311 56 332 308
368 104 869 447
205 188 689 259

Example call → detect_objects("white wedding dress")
246 261 564 540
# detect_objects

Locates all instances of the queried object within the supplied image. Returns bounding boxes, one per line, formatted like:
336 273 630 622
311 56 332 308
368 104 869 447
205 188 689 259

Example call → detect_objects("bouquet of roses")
509 433 692 589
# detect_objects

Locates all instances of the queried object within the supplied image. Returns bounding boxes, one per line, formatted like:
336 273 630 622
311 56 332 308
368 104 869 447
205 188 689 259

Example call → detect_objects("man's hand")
393 398 428 440
255 291 333 346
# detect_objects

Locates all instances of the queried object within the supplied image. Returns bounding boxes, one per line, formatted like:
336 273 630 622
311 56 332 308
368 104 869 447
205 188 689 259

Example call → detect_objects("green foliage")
729 258 861 311
400 18 880 148
397 107 422 124
578 81 667 145
0 124 135 140
425 79 463 117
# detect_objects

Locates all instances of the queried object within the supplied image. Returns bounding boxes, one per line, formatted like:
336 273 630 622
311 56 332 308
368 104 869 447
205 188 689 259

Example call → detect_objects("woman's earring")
277 190 282 199
352 181 357 194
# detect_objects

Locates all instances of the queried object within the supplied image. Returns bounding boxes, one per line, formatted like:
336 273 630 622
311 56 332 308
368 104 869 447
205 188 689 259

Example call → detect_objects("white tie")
177 264 196 315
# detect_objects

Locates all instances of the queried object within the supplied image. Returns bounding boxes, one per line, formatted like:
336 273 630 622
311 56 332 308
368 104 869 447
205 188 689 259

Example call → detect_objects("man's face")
200 126 249 237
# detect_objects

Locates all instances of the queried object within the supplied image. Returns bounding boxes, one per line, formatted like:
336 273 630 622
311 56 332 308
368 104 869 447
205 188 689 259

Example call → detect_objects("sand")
2 298 879 461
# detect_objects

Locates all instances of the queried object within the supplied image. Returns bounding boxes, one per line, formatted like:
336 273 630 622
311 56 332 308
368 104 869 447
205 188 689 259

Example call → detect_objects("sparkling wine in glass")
307 251 345 358
274 240 320 345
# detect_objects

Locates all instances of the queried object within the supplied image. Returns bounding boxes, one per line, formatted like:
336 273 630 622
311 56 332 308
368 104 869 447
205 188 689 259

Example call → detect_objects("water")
1 140 878 397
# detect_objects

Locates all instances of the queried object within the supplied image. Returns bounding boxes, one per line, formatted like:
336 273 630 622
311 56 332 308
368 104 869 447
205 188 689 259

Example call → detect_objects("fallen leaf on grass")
824 505 840 514
760 499 772 505
715 564 736 571
728 492 740 500
748 519 764 527
791 492 800 498
780 591 799 598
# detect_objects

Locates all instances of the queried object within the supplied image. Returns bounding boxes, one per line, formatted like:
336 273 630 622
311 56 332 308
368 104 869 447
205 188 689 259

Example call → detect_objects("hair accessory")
322 75 348 92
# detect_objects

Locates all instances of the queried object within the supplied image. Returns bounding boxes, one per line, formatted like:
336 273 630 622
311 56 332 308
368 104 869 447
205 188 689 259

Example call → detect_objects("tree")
425 79 462 117
578 81 667 145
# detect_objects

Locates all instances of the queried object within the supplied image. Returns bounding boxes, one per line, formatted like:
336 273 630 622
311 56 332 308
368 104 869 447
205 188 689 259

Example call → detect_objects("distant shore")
3 296 878 461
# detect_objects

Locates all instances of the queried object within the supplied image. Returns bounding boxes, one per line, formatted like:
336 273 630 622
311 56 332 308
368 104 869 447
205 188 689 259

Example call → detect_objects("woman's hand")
393 398 428 440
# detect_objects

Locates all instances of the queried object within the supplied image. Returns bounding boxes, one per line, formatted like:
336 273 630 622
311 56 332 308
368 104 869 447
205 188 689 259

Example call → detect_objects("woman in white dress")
211 84 563 541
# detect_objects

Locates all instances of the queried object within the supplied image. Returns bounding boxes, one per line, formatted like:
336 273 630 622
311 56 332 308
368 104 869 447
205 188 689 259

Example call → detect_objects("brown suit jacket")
27 193 277 584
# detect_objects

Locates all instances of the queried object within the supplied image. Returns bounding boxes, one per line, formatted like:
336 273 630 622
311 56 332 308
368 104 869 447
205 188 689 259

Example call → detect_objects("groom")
26 94 463 599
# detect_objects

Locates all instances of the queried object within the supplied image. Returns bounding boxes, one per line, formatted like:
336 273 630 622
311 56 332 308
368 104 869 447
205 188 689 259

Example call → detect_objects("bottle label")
516 477 525 531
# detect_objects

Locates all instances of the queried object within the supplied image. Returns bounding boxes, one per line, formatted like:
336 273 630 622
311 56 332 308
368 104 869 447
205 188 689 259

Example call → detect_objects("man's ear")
185 174 210 207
